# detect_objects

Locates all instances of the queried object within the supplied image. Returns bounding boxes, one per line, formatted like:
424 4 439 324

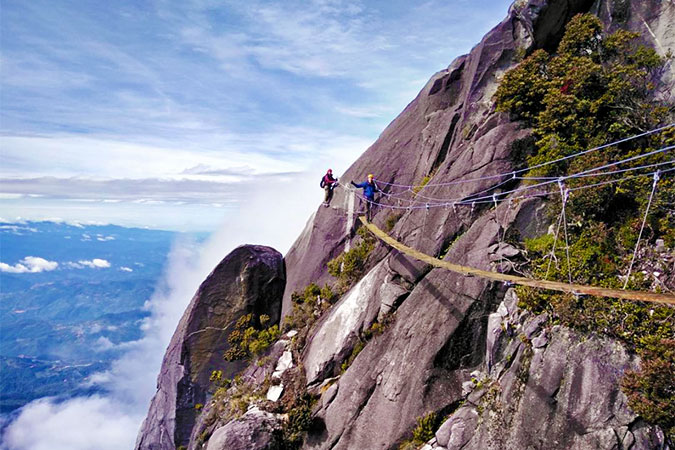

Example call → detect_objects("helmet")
327 169 332 173
367 173 374 179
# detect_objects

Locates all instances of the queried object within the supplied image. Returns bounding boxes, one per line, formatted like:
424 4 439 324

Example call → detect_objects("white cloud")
78 259 111 269
0 256 58 273
0 225 38 234
119 266 133 272
1 396 142 450
94 337 115 352
96 235 115 241
0 193 25 199
66 259 111 269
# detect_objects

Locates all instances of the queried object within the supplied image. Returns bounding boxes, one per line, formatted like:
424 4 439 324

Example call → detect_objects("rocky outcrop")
187 331 297 450
287 0 673 448
135 245 285 450
303 259 410 384
426 289 671 450
304 199 537 449
137 0 674 449
204 407 281 450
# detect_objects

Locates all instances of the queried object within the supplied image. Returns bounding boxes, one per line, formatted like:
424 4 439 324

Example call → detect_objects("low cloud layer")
2 396 142 450
0 256 58 273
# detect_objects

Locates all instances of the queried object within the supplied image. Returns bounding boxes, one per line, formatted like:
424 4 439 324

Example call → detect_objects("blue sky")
1 0 514 232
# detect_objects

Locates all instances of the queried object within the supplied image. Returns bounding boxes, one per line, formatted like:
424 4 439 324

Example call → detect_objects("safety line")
359 216 675 305
558 181 572 284
371 148 674 210
355 166 671 210
375 124 674 189
545 207 565 280
453 145 674 205
623 171 661 289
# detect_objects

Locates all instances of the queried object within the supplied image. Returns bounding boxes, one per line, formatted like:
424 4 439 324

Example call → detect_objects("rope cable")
375 124 674 190
346 166 674 211
623 170 661 290
545 207 565 280
558 181 573 285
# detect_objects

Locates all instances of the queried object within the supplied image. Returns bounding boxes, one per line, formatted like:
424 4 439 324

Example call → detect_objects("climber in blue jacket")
351 174 380 222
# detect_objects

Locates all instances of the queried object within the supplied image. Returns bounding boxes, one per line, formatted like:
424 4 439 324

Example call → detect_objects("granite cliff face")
136 0 674 449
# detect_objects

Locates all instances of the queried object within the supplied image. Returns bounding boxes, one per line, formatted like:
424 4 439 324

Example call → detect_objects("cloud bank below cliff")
1 165 332 450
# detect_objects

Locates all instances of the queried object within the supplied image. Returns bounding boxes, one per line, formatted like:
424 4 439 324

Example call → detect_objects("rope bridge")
358 216 675 306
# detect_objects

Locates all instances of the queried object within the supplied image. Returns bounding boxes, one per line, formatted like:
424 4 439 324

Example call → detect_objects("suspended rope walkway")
338 125 675 305
358 216 675 306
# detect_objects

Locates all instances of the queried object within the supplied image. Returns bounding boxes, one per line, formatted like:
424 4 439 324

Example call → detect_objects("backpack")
320 176 326 188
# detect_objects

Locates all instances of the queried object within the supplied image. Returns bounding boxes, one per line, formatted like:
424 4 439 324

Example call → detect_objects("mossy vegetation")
202 375 269 431
621 338 675 439
224 314 281 362
412 175 431 195
496 13 674 438
284 283 336 333
278 392 318 449
412 412 439 443
399 411 442 449
340 341 365 373
384 212 403 232
327 226 376 291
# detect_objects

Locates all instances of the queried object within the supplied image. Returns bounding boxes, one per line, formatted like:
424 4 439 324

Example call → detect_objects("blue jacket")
352 180 378 200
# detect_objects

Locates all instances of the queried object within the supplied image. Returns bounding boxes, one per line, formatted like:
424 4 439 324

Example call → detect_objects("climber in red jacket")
321 169 339 207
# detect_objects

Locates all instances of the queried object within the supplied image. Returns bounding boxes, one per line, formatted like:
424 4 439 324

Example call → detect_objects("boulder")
135 245 285 450
205 407 281 450
435 407 479 449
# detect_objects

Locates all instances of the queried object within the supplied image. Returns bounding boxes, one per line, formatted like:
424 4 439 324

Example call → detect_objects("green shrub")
284 283 336 332
412 176 431 195
340 341 365 373
224 314 281 361
280 393 317 449
412 412 437 443
621 338 675 441
498 13 674 436
327 226 376 290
